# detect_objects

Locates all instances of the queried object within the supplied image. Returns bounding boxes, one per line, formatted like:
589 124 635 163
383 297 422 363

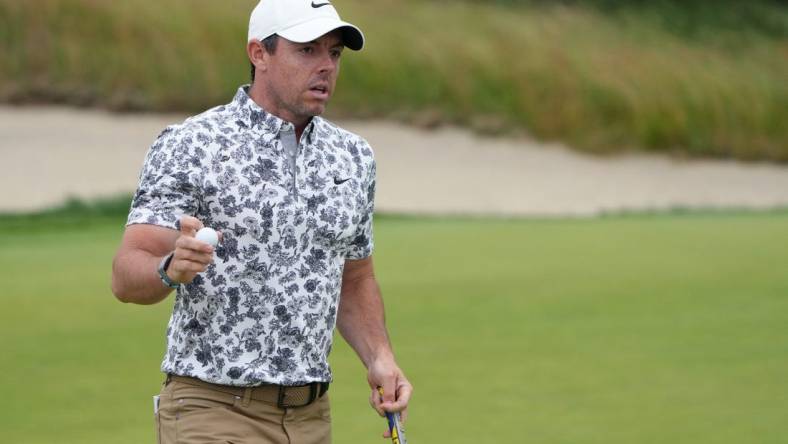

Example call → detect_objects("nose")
317 50 337 75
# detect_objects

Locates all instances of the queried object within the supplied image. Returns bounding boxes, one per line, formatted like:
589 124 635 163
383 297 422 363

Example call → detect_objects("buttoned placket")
279 121 316 202
280 124 300 200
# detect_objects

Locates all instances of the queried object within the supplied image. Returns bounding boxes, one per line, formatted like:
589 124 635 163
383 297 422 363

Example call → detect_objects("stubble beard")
277 88 326 122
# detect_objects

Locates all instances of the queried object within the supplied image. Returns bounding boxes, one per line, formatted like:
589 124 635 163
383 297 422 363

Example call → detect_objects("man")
110 1 412 442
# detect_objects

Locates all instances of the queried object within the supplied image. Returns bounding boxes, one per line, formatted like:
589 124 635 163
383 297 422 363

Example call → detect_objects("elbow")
111 275 130 303
111 263 163 306
110 257 131 303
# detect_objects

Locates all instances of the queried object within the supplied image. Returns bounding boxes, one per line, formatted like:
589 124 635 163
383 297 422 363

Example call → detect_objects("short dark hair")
250 34 280 81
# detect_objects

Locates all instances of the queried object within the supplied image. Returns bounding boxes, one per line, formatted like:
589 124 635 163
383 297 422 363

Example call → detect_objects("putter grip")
378 388 408 444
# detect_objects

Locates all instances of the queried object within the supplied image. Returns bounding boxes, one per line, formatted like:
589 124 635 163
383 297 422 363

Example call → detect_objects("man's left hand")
367 357 413 437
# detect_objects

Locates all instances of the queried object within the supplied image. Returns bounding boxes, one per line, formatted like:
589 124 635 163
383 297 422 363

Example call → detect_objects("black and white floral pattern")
127 86 375 386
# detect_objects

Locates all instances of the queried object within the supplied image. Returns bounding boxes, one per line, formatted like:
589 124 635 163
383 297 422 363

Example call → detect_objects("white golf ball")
195 227 219 247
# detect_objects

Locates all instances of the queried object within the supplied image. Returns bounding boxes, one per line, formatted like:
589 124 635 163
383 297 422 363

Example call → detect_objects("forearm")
111 250 172 305
337 276 395 367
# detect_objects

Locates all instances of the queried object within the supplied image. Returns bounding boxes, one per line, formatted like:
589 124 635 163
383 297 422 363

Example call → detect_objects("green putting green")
1 212 787 443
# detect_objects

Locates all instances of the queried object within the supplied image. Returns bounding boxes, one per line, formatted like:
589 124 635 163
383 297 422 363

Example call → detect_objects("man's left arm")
337 256 413 426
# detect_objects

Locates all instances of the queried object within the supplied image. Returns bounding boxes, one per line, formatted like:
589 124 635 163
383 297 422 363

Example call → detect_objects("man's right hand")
166 215 221 285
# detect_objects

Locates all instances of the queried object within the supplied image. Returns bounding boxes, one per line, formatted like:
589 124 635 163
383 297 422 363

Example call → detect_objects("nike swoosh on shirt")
311 1 331 8
334 177 351 185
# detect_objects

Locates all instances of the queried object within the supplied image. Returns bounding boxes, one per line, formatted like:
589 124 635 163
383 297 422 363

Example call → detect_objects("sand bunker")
2 105 788 216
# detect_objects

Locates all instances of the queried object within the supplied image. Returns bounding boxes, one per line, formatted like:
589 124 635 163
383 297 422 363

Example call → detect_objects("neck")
248 81 309 140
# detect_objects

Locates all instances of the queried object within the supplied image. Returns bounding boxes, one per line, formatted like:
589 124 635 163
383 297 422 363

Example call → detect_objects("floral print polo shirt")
127 85 376 386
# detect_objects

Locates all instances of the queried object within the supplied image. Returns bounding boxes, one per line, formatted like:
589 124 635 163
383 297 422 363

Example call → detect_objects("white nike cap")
248 0 365 51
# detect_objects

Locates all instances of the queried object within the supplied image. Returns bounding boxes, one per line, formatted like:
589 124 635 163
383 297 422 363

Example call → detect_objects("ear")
247 40 268 73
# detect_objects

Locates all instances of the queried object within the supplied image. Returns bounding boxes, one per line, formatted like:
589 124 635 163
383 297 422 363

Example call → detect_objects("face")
258 31 344 125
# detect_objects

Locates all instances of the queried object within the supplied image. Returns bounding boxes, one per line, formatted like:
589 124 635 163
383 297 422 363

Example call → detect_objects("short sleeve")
345 155 376 260
126 126 201 230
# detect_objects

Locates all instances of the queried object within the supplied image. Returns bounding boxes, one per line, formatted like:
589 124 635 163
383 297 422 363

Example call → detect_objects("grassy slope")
0 0 786 160
1 213 787 443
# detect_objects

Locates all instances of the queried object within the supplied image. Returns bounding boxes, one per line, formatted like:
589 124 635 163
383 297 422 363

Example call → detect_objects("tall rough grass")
0 0 786 160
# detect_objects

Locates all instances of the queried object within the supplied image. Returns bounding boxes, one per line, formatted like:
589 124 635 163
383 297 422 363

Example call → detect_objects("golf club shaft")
385 410 407 444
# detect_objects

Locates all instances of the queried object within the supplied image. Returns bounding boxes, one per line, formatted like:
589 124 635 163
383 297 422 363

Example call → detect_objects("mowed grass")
0 0 786 160
1 213 787 443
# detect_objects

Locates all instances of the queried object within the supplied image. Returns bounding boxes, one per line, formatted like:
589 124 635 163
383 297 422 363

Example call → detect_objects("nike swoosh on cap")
311 1 331 8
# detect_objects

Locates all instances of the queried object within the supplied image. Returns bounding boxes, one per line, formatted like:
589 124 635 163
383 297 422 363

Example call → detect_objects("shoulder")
140 106 229 180
156 104 234 144
146 104 237 163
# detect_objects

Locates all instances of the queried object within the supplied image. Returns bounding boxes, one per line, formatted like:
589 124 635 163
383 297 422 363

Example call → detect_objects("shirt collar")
232 85 321 143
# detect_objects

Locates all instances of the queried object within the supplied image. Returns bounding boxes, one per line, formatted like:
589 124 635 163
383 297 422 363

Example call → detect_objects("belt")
167 374 329 409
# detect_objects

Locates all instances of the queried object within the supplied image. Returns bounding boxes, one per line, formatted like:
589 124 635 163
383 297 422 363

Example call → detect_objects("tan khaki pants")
155 377 331 444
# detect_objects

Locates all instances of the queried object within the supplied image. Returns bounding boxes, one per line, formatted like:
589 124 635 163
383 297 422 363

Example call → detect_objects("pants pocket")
170 381 240 443
170 381 235 416
156 379 176 444
154 397 161 444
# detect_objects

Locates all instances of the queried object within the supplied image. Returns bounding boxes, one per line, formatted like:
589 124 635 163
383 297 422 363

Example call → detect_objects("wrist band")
157 252 180 289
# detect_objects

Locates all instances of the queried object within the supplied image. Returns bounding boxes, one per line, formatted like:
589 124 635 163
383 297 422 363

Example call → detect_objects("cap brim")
277 17 364 51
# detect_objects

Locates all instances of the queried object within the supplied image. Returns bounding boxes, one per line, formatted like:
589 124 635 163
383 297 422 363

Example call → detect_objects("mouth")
308 83 331 100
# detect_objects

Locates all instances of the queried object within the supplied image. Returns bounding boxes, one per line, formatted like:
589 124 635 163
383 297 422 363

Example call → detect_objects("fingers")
367 360 413 418
381 380 396 405
168 215 216 284
376 380 411 414
369 389 385 417
370 397 391 439
171 234 214 278
175 233 215 256
167 252 212 284
178 215 204 237
371 382 411 419
367 362 412 439
389 380 413 418
369 387 394 418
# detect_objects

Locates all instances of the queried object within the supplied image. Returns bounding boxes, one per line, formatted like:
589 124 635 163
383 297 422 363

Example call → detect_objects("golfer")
110 1 412 442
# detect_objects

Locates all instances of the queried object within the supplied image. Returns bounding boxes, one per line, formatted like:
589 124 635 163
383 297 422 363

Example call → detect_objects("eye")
330 49 343 59
300 46 314 54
